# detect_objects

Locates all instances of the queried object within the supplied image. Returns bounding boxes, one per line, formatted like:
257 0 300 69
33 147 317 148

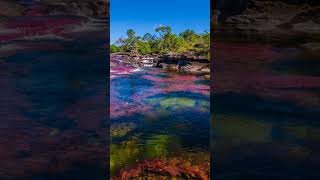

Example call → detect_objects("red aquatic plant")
113 158 210 180
140 74 209 96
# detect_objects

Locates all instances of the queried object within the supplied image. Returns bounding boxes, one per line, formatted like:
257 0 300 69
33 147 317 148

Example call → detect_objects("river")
110 55 210 178
0 16 108 179
213 36 320 179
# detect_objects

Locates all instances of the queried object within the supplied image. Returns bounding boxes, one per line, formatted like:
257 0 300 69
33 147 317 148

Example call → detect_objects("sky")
110 0 210 43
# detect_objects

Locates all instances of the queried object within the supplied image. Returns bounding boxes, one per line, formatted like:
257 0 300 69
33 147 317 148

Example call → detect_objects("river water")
0 16 108 179
213 37 320 179
110 55 210 177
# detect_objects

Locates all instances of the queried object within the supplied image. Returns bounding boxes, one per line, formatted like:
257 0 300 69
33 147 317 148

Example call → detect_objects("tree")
179 30 199 44
110 44 120 53
142 33 153 42
126 29 135 38
155 26 172 38
134 41 152 55
112 27 209 58
115 29 138 52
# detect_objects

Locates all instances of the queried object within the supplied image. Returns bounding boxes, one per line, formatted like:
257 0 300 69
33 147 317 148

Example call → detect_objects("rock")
292 20 320 34
0 1 25 16
157 55 210 75
221 0 320 39
112 52 210 76
41 0 109 17
200 67 210 74
301 42 320 54
204 75 210 80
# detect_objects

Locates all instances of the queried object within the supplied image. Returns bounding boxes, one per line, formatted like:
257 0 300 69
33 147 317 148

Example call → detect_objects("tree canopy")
111 26 210 59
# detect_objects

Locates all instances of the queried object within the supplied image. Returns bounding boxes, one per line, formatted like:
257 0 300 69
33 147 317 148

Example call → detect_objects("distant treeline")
111 26 209 58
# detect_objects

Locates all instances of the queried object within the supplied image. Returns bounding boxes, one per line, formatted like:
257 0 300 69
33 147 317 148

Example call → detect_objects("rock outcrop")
156 53 210 76
111 52 210 78
219 0 320 39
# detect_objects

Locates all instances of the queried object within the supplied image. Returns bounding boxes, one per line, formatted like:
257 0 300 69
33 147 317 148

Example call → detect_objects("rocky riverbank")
111 52 210 79
217 0 320 43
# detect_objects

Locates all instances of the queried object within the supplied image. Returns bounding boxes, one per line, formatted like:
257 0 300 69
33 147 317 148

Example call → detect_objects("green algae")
160 98 196 108
198 100 210 107
148 97 196 109
111 122 136 138
198 100 210 112
110 136 142 176
145 134 174 158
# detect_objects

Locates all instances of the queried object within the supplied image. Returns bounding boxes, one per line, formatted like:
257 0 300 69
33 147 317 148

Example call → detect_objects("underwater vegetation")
114 157 210 180
111 122 137 138
110 134 177 176
145 134 177 158
147 97 196 110
159 98 196 109
110 136 142 176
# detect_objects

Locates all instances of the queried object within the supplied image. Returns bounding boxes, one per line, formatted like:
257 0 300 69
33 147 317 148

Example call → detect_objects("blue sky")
110 0 210 43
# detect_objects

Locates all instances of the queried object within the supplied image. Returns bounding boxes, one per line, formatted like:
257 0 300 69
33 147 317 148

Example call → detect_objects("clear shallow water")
110 55 210 177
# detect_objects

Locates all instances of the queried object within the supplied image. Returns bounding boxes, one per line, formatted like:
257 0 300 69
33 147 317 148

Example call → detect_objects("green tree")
155 26 172 38
193 31 210 58
126 29 135 38
110 44 120 53
134 41 152 55
113 27 209 58
142 33 153 42
115 29 138 52
179 29 199 44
